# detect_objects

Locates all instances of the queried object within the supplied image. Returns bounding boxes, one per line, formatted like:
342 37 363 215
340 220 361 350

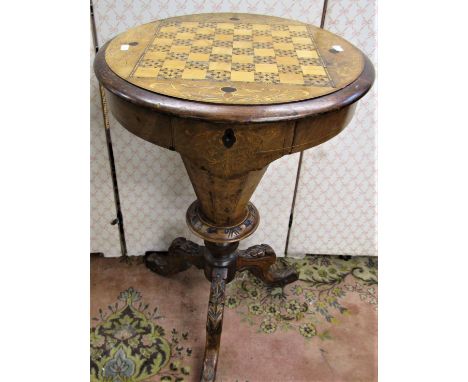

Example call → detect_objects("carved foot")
236 244 299 287
144 237 205 276
201 267 228 382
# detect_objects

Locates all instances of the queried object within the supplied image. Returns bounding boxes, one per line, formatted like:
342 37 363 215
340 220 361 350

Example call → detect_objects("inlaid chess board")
131 21 333 87
105 13 365 104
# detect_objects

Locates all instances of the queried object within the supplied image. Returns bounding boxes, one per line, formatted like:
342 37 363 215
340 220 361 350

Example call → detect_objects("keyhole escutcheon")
222 128 236 148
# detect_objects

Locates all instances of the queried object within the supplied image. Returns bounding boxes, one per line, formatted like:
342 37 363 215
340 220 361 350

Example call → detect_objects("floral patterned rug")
91 255 377 382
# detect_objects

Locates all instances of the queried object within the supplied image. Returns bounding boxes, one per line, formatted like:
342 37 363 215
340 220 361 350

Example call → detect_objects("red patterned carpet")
91 255 377 382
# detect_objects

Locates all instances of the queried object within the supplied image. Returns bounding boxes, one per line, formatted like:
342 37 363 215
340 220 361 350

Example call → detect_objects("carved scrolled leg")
201 267 228 382
145 237 205 276
236 244 299 287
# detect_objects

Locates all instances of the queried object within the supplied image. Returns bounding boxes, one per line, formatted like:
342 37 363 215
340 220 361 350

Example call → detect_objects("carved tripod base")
144 237 298 381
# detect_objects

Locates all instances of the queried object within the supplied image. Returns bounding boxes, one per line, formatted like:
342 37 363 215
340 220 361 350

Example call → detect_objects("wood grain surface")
104 13 365 105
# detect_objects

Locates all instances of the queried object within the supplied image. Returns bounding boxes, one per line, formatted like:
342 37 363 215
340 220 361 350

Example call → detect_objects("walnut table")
94 12 374 381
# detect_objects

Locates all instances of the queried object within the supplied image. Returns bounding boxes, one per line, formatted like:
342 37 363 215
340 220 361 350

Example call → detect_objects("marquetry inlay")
105 13 365 104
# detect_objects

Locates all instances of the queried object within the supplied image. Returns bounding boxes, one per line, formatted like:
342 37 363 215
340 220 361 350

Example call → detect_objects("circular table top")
104 13 366 105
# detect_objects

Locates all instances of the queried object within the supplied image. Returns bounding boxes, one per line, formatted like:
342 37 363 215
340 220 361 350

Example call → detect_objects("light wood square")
145 51 167 60
153 38 173 46
188 53 210 61
276 56 299 65
271 31 290 37
176 32 195 40
231 71 255 82
212 46 232 55
232 54 254 64
209 62 231 71
273 42 295 50
296 50 318 58
233 41 253 49
253 35 273 43
254 48 275 57
182 68 207 80
292 37 313 45
288 25 308 32
301 65 327 75
217 23 235 29
279 72 304 84
170 45 191 53
162 60 186 70
215 34 234 42
255 63 278 73
252 24 271 31
134 67 160 78
234 29 252 36
197 27 215 35
192 39 213 47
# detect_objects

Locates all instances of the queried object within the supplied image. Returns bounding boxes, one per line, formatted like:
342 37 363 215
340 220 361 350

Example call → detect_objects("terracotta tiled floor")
91 255 377 382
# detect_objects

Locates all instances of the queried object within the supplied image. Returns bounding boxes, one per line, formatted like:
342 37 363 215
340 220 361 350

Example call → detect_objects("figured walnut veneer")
104 13 365 105
98 62 369 241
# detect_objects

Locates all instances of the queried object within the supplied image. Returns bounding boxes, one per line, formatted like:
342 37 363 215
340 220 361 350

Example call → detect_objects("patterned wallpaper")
90 33 121 256
90 0 377 257
288 0 377 256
